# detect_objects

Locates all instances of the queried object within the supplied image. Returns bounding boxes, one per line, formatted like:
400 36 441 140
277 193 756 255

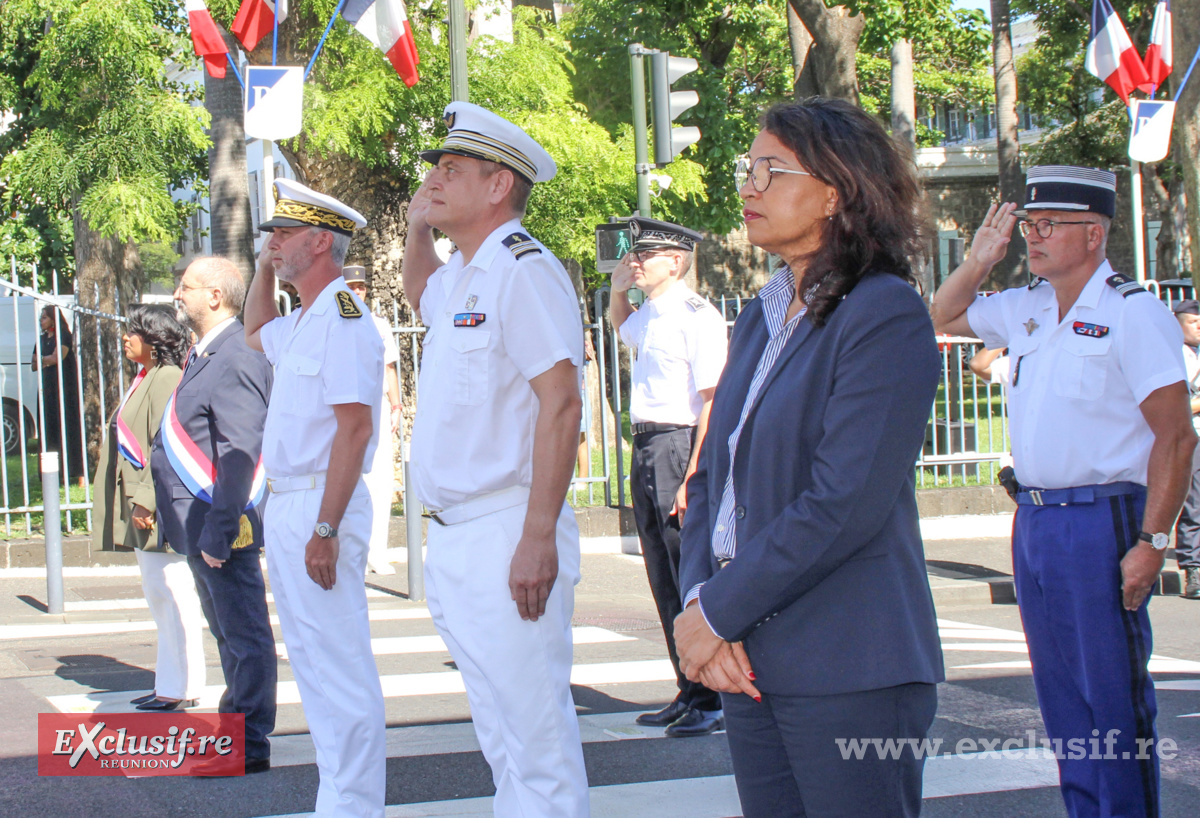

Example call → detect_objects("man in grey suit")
151 256 276 774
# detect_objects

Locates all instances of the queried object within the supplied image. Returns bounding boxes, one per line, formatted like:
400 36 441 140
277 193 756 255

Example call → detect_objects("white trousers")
425 501 590 818
135 548 206 700
364 421 395 567
265 482 386 818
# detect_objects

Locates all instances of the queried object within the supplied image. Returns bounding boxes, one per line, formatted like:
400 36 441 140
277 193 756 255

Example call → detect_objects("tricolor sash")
115 368 148 469
161 391 266 509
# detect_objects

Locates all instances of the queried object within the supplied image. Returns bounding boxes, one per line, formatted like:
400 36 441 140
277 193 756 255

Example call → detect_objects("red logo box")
38 713 245 776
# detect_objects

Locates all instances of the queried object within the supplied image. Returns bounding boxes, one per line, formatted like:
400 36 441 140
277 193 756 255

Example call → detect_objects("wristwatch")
314 522 338 539
1138 531 1169 551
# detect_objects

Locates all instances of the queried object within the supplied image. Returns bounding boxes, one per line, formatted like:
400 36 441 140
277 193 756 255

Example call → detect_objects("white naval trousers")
134 548 206 700
364 420 395 571
264 481 386 818
425 500 590 818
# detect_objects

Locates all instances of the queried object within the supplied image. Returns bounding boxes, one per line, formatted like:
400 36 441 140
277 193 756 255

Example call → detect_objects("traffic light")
649 52 701 165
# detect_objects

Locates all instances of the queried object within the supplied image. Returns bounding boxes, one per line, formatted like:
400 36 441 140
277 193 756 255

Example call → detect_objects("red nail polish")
748 672 756 680
753 695 762 703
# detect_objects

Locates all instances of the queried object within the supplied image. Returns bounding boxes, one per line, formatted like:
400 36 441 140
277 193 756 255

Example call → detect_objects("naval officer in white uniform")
244 179 387 817
402 102 589 817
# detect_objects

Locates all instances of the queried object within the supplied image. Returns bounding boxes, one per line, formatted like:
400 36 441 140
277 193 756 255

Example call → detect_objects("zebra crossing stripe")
46 659 677 714
274 625 636 659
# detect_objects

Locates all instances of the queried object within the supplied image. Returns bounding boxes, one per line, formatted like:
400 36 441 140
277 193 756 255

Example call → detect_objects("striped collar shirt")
684 265 805 609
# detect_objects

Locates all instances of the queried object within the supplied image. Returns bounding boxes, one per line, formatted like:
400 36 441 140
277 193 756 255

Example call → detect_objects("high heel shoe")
135 696 198 712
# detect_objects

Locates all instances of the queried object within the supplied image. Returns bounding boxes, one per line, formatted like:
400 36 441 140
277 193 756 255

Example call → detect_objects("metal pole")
402 436 424 601
448 0 469 102
1131 160 1146 282
629 44 653 216
41 452 63 615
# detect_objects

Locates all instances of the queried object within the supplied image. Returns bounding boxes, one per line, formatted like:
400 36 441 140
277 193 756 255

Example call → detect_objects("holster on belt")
998 466 1019 502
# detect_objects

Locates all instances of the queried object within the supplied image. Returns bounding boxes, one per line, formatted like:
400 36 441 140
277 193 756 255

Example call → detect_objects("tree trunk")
786 0 864 104
1147 167 1177 278
72 205 141 467
787 4 819 98
890 38 916 154
1173 0 1200 290
990 0 1025 288
205 27 255 281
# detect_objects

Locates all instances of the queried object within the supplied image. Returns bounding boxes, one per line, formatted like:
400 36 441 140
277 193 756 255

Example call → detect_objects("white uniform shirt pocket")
449 329 490 406
281 353 322 414
1054 335 1111 400
1005 337 1041 395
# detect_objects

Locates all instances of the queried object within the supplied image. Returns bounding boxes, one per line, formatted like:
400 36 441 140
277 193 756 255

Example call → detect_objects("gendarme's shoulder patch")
684 294 709 312
501 232 542 260
1106 273 1147 298
335 290 364 318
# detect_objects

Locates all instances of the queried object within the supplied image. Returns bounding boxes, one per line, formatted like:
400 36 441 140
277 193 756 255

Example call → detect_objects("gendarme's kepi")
628 217 703 253
258 178 368 236
419 102 556 184
342 265 368 284
1020 165 1117 219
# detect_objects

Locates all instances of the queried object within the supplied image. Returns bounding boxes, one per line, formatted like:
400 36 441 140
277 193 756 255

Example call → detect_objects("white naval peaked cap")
258 178 368 237
419 102 557 184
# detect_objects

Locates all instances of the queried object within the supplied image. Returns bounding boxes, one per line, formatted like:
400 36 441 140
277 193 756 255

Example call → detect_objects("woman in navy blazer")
674 99 944 817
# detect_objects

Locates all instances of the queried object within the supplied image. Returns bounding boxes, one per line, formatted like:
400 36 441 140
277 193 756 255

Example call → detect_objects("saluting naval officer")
402 102 589 817
151 256 276 774
243 179 387 817
343 265 403 575
610 217 728 737
933 166 1195 818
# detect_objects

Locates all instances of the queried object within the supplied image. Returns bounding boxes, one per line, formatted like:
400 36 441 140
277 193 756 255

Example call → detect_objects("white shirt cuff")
684 583 722 641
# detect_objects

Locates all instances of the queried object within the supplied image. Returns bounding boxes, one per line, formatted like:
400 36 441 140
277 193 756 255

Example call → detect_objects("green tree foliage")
1014 0 1157 167
855 1 994 146
0 0 210 278
565 0 794 234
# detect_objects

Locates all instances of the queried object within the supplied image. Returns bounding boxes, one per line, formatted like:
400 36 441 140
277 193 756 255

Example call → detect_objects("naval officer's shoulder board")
335 290 364 318
1106 272 1147 298
502 232 542 261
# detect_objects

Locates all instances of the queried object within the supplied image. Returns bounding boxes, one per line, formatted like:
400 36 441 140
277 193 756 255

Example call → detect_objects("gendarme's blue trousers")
1013 489 1160 818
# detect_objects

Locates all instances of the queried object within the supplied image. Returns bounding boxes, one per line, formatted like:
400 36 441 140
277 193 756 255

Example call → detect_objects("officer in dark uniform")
611 217 729 736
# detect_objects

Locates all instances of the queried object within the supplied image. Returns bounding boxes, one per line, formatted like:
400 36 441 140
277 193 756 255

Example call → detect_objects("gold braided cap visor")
261 199 358 236
420 129 539 185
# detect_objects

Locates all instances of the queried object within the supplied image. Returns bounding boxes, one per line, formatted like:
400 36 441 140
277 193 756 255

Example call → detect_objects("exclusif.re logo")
38 713 246 776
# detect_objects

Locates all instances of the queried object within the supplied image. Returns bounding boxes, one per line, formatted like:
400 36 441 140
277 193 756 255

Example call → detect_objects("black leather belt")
630 422 694 436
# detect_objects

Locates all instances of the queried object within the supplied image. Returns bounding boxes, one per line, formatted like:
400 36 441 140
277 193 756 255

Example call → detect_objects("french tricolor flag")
185 0 229 79
343 0 421 88
231 0 288 53
1085 0 1151 105
1141 0 1172 92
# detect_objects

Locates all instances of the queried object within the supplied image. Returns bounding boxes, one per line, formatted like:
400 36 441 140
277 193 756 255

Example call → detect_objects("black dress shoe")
191 756 270 777
635 699 690 727
129 692 157 706
135 696 198 712
244 757 271 775
665 708 725 738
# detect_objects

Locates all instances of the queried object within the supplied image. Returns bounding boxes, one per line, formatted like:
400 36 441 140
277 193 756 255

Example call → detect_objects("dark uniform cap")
419 101 556 185
342 266 367 284
628 217 703 252
1019 165 1117 219
258 178 367 237
1172 299 1200 316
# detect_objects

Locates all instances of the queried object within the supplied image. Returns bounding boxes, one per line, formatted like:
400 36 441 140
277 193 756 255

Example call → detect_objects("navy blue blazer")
151 321 273 561
679 271 945 697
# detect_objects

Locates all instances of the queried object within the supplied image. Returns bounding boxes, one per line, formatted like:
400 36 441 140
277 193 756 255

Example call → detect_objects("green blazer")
92 364 182 552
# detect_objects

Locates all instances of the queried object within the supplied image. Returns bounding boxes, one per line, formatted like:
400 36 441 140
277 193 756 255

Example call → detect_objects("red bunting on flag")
1085 0 1151 105
231 0 289 53
1141 0 1172 91
185 0 229 79
343 0 421 87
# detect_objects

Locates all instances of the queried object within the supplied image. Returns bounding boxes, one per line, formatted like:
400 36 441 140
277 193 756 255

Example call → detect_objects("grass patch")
0 453 91 538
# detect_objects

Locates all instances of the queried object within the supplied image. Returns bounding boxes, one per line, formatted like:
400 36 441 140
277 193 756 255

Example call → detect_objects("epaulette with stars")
1106 272 1147 298
501 232 542 260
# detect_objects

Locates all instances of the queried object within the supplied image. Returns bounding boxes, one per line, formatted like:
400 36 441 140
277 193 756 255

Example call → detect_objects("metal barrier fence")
0 264 1023 531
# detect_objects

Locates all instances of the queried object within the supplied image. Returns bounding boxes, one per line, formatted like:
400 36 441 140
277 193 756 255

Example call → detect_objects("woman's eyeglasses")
734 156 812 192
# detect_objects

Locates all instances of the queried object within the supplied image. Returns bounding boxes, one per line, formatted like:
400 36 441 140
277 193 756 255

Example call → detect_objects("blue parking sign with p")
244 66 303 141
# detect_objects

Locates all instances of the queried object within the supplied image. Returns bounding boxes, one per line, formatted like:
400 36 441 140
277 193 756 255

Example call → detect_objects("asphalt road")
0 537 1197 817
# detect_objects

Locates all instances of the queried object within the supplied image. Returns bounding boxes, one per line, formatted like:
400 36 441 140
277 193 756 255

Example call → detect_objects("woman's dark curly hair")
126 304 191 369
761 98 929 327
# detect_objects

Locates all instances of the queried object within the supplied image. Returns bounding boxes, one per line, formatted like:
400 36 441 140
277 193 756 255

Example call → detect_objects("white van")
0 295 61 456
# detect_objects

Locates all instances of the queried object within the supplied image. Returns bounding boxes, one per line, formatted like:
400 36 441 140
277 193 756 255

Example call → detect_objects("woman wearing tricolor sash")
92 305 205 711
